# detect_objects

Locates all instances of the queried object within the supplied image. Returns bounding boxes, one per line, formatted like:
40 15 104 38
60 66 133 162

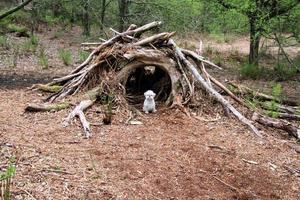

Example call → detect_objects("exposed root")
63 99 95 138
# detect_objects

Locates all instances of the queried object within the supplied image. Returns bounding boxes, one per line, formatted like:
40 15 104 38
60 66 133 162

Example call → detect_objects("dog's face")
144 90 156 100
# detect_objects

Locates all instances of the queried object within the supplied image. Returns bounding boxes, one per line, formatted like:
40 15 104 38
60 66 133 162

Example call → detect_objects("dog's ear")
153 92 156 97
144 91 147 97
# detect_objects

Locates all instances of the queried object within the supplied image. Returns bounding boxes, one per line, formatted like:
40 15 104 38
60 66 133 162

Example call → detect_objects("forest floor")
0 26 300 200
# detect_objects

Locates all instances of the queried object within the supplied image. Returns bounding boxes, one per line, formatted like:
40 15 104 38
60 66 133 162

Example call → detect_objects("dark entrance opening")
125 66 172 105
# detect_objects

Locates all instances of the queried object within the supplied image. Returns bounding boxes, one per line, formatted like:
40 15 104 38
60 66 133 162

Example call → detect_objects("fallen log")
169 39 262 138
32 84 63 93
277 113 300 121
25 102 71 112
228 82 299 106
252 112 299 139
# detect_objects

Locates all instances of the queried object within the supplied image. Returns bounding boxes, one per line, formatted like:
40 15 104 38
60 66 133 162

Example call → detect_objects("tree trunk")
249 17 261 66
100 0 106 31
118 0 129 32
82 0 90 37
30 1 38 35
52 0 61 18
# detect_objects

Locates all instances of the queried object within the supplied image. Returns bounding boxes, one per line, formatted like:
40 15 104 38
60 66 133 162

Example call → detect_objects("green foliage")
0 165 16 200
7 24 27 34
271 83 282 98
240 63 262 79
30 35 39 46
38 46 49 69
265 101 280 118
245 97 259 109
78 50 89 63
274 62 298 80
0 35 9 49
44 15 60 26
265 83 282 118
58 49 72 66
22 35 39 53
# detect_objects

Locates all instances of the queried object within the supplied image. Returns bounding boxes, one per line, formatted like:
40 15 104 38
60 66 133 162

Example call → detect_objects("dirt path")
0 76 299 200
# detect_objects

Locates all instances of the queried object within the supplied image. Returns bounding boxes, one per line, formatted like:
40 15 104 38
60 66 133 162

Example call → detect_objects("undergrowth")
38 46 49 69
265 83 282 118
0 165 16 200
240 63 262 79
58 49 72 65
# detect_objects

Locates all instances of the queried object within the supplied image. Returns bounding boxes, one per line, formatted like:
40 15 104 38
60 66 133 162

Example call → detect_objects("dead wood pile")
27 21 300 139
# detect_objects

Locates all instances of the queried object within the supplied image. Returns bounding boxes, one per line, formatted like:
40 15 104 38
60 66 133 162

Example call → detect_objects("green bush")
58 49 72 66
240 63 262 79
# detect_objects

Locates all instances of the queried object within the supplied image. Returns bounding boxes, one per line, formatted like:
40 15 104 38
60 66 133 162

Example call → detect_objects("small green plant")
22 35 39 53
0 35 10 49
38 46 49 69
78 50 89 62
58 49 72 66
30 35 39 46
265 83 282 118
265 101 280 118
240 63 262 79
9 45 19 68
0 165 16 200
271 83 282 98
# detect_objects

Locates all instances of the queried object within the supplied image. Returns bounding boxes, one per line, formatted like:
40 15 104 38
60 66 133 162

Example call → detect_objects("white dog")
143 90 156 114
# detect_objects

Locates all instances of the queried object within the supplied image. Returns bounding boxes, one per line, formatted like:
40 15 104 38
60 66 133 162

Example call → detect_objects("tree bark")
82 0 91 37
0 0 33 20
100 0 106 31
118 0 129 32
52 0 62 18
249 17 261 66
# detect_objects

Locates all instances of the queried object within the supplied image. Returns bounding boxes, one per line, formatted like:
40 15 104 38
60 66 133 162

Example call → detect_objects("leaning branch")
0 0 33 20
169 39 262 138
